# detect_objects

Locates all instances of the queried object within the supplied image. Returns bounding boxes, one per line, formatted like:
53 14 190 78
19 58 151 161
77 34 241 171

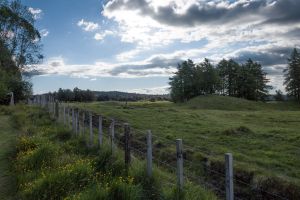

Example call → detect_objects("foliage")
170 58 271 102
0 0 41 104
0 0 43 70
284 48 300 102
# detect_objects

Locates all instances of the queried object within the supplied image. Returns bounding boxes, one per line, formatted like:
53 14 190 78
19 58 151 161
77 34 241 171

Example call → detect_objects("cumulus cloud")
77 19 99 32
104 0 300 27
28 7 43 19
28 54 179 78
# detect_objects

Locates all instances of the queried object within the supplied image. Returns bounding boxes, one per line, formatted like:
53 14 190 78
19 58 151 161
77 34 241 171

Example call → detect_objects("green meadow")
71 95 300 198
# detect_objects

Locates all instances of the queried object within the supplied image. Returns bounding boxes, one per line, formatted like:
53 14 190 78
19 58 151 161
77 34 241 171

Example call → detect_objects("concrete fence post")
55 100 59 119
82 112 85 135
72 108 75 132
147 130 153 177
75 110 78 135
124 123 131 172
9 92 14 106
225 153 234 200
63 105 66 125
176 139 184 190
110 119 115 153
68 107 71 129
98 116 103 147
89 112 93 147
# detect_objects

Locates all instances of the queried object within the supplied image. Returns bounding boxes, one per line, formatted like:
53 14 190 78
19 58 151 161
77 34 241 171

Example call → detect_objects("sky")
21 0 300 94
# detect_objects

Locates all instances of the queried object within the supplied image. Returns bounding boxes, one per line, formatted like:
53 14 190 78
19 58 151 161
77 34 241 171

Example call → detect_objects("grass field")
71 95 300 198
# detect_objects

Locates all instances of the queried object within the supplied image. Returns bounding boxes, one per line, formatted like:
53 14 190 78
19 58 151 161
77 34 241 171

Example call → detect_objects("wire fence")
29 95 296 200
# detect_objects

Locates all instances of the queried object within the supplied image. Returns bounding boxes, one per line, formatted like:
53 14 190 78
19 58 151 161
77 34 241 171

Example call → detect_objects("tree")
0 0 43 71
169 59 220 102
275 90 284 101
217 59 240 96
169 58 271 103
0 1 40 104
169 60 196 102
0 39 32 103
283 48 300 102
238 59 271 101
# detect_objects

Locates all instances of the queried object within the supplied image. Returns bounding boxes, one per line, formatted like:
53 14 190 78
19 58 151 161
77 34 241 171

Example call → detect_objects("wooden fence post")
110 119 115 153
147 130 153 177
89 112 93 147
98 116 103 147
176 139 184 190
124 123 131 172
225 153 234 200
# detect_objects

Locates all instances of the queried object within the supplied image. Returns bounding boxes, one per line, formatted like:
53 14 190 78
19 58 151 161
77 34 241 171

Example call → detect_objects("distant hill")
93 91 170 102
184 95 300 111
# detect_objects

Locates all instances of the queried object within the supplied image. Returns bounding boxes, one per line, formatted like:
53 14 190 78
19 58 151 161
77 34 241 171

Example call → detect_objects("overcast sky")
22 0 300 94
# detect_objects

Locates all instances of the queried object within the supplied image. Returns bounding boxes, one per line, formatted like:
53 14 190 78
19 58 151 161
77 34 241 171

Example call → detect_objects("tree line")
0 0 42 104
169 48 300 103
52 88 170 102
169 58 271 102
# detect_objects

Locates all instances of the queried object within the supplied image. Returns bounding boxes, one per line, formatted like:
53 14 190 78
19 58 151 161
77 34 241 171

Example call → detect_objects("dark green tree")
217 59 240 96
283 48 300 102
275 90 284 101
169 59 220 102
169 59 196 102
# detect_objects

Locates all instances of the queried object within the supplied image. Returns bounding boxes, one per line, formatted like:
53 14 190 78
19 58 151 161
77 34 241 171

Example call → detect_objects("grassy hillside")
71 95 300 198
184 95 300 111
0 105 216 200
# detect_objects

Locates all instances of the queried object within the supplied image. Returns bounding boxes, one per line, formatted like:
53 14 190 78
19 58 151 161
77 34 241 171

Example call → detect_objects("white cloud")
101 0 300 54
28 7 43 19
129 86 170 95
116 48 145 62
40 29 49 37
77 19 99 32
30 54 178 78
94 30 114 40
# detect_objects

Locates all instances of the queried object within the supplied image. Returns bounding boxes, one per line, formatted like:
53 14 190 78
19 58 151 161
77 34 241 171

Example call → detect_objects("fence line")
29 95 290 200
